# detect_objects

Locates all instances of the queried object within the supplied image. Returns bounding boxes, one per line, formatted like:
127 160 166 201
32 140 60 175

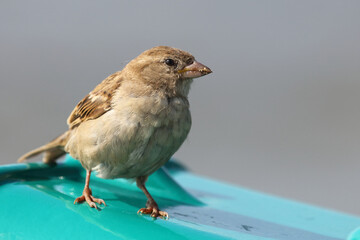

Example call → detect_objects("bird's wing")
67 72 122 129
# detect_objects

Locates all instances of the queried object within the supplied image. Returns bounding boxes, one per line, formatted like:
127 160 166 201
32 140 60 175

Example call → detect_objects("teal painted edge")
173 170 360 240
349 227 360 240
1 154 360 240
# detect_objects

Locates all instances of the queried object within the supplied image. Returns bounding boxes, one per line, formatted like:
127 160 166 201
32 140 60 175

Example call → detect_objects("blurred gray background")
1 0 360 216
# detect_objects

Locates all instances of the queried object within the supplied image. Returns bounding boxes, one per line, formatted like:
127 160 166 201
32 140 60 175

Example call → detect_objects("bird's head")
124 46 212 97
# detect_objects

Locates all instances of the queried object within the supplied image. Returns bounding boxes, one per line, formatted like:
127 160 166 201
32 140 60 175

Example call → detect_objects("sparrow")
18 46 212 219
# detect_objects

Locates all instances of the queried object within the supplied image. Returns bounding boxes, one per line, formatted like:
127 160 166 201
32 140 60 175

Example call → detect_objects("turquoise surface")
1 155 360 240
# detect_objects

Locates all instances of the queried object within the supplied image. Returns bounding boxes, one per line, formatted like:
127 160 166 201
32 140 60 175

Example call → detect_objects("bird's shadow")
1 159 202 212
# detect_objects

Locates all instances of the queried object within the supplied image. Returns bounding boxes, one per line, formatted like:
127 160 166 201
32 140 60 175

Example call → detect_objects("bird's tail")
18 131 70 164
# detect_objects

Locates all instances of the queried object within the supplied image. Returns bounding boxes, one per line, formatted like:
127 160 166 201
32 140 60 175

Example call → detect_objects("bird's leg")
136 176 168 219
74 169 106 209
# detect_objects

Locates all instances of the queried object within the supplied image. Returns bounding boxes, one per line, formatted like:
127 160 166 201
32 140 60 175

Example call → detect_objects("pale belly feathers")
65 96 191 179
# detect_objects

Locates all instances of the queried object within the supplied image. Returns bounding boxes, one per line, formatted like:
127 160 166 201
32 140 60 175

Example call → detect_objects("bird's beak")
178 61 212 79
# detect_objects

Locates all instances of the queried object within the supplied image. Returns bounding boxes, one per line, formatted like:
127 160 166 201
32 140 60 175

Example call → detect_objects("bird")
18 46 212 219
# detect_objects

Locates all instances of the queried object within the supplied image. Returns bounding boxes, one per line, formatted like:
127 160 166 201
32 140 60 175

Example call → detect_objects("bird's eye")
164 59 176 66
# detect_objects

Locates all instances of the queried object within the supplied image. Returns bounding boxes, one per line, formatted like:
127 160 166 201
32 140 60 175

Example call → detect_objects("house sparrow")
18 46 212 219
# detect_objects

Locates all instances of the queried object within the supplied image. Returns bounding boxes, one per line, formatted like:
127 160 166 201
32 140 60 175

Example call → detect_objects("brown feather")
67 72 122 129
18 131 70 163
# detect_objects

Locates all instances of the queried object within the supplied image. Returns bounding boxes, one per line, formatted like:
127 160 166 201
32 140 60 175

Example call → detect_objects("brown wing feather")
67 72 122 129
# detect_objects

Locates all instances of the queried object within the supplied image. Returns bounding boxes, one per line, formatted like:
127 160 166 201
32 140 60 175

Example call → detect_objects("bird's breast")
67 95 191 179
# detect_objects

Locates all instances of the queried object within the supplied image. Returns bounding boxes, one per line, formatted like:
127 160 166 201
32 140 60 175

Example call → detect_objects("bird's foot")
73 187 106 209
137 205 168 219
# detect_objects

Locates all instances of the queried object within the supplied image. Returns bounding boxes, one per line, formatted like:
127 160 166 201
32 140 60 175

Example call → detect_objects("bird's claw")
74 188 106 209
137 207 169 219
